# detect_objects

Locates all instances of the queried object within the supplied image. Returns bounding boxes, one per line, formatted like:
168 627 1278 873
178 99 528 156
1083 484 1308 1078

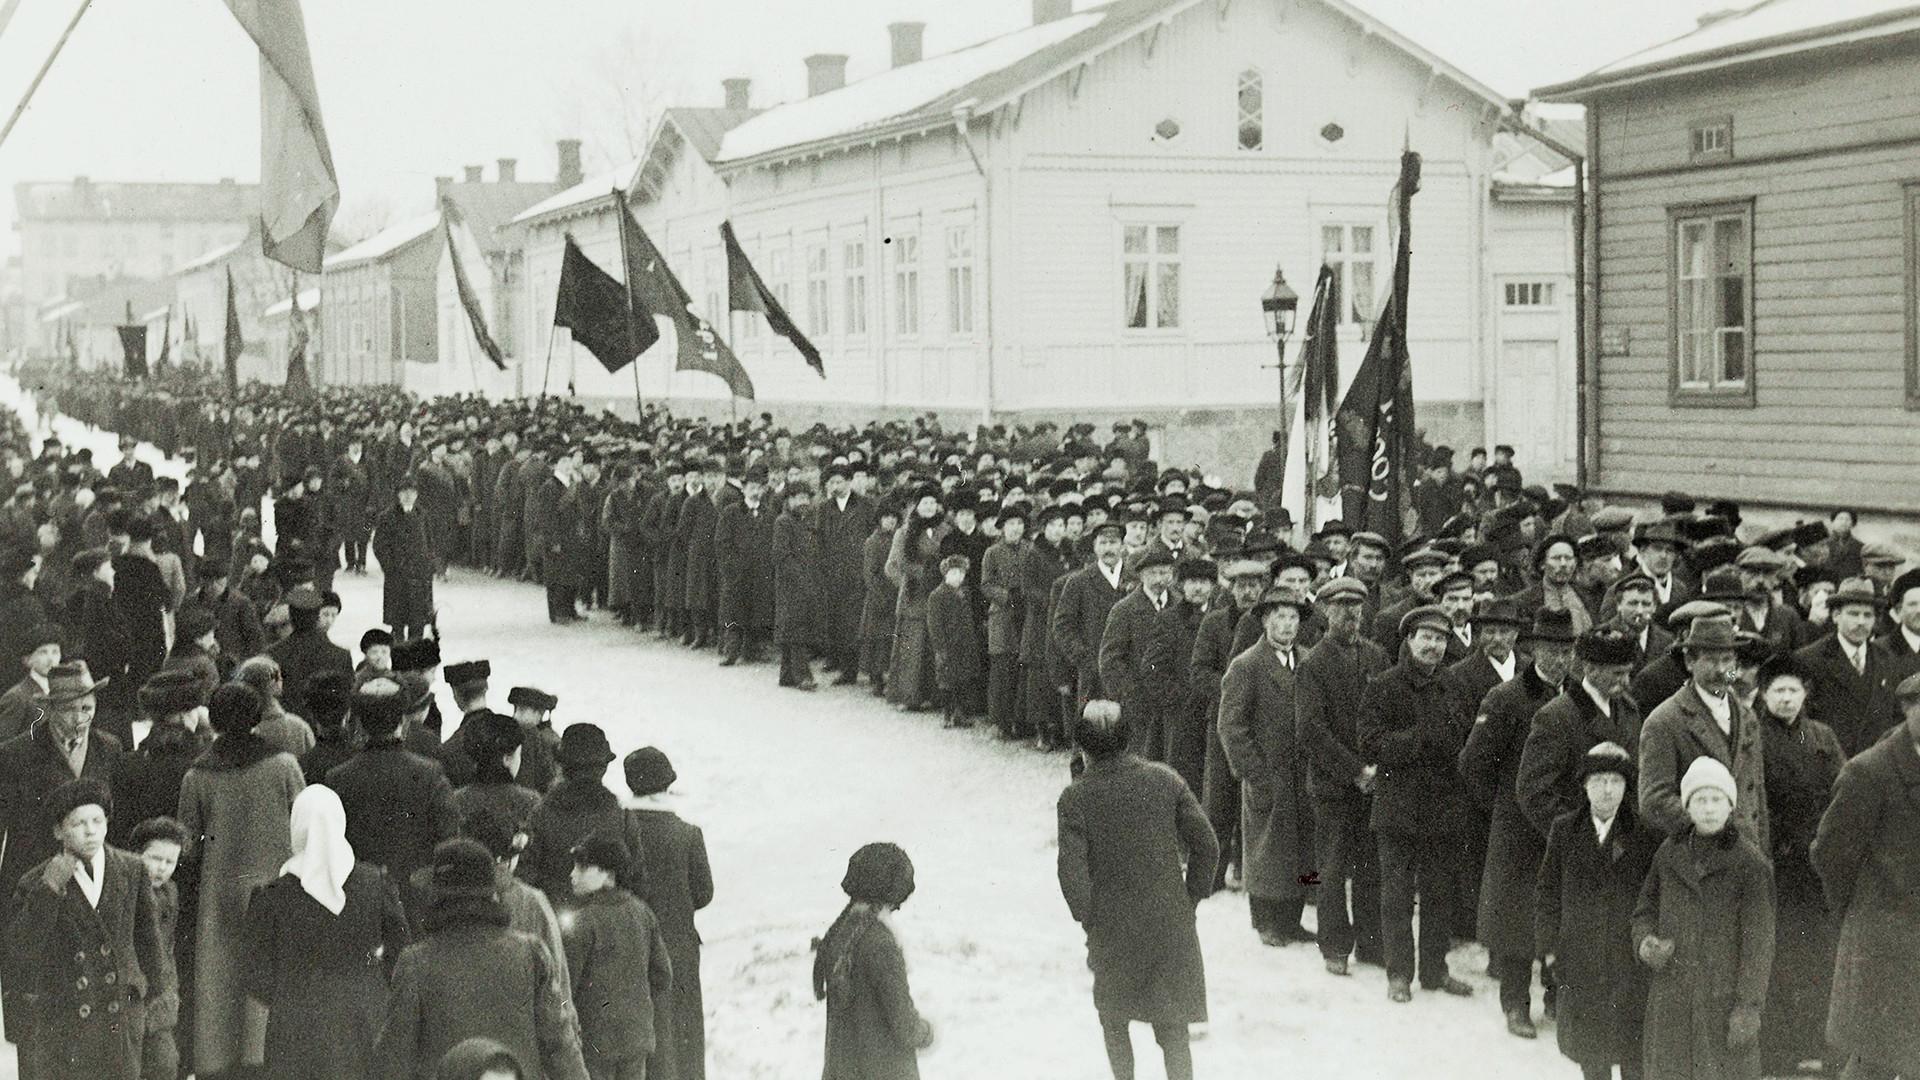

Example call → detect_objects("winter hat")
428 838 498 900
841 842 916 907
352 679 407 736
1680 756 1737 809
358 627 393 653
207 683 265 735
623 747 677 797
1576 627 1639 666
139 667 208 718
465 711 524 761
556 723 615 770
46 777 112 827
569 831 632 880
1574 741 1635 786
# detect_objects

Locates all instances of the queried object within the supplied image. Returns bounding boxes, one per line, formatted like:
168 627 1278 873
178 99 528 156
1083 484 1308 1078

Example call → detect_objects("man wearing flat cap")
1600 572 1673 675
1636 612 1770 850
1793 578 1900 757
1733 546 1807 652
1369 547 1450 652
1358 605 1476 1001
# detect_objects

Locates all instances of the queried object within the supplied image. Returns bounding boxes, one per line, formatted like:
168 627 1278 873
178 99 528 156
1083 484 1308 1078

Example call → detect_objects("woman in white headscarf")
239 783 412 1080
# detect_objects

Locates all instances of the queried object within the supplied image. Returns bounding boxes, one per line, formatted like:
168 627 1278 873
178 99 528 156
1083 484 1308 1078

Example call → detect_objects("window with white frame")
1122 224 1181 330
892 234 920 335
1237 70 1263 151
1322 223 1377 331
806 242 831 336
1671 202 1752 397
945 222 975 335
1503 281 1556 307
766 246 790 313
843 237 868 334
1688 119 1732 163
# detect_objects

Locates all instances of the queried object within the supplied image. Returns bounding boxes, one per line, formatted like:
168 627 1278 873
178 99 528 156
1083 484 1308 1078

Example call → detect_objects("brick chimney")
805 54 848 97
463 165 484 183
1033 0 1071 23
888 22 925 67
435 176 453 198
496 158 517 182
723 77 751 110
555 139 583 187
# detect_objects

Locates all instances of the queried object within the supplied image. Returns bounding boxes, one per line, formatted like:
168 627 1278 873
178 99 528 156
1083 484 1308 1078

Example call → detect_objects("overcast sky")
0 0 1726 257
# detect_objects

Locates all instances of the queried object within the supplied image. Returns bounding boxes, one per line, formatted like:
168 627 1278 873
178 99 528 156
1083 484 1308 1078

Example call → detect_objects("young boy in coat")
564 832 673 1080
926 554 982 729
130 816 188 1080
1632 757 1775 1080
1535 744 1660 1080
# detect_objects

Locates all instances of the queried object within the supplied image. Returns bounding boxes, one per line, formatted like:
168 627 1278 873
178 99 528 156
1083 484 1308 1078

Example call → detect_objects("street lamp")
1261 266 1300 345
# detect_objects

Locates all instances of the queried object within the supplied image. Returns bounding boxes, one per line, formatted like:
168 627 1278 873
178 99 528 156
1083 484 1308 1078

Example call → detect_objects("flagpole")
540 325 557 397
613 188 644 421
0 0 94 152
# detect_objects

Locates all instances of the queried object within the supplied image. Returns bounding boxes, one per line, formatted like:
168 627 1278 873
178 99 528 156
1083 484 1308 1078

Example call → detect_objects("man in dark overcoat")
1793 578 1899 757
677 464 720 649
714 467 776 666
1811 672 1920 1080
981 506 1031 738
1294 577 1388 974
489 445 528 578
0 663 123 1063
1190 553 1267 892
1458 612 1586 1037
1444 594 1525 939
326 679 459 889
1637 611 1771 851
1516 615 1643 841
771 485 823 690
1358 605 1475 1001
372 477 435 640
1020 508 1074 747
1218 587 1315 946
645 467 688 640
1057 700 1217 1080
1098 547 1182 758
542 457 585 624
1155 559 1216 797
264 587 351 719
329 437 374 573
1051 521 1129 711
812 465 876 683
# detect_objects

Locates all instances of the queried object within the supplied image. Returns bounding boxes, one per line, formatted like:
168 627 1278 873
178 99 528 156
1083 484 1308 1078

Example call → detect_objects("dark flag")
554 235 640 374
117 324 148 380
156 307 172 373
63 321 78 369
224 266 244 392
441 196 507 370
286 276 314 397
1333 148 1420 544
1300 265 1340 517
613 189 754 400
722 220 823 377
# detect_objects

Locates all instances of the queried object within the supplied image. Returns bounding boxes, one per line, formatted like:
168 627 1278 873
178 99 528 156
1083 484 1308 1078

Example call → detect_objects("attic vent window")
1689 119 1732 162
1236 70 1263 151
1154 118 1182 141
1319 122 1345 144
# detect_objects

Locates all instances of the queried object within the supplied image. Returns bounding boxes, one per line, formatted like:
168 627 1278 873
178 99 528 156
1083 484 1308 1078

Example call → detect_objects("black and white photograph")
0 0 1917 1076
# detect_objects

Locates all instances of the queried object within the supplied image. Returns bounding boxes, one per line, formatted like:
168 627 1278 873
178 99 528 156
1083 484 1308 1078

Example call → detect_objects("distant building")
1537 0 1920 515
12 177 258 306
170 223 311 381
514 0 1578 483
316 212 443 387
261 286 322 386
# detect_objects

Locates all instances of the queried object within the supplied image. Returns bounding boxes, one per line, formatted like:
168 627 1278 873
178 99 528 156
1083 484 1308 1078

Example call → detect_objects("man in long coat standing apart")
772 485 823 690
1810 672 1920 1080
1218 586 1316 946
1058 699 1216 1080
371 476 434 641
812 465 875 684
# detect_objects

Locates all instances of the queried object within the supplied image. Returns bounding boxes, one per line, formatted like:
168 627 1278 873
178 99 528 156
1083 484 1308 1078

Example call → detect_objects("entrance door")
1495 338 1570 482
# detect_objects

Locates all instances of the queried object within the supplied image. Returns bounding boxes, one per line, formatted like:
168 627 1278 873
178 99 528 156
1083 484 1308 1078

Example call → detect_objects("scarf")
282 784 355 915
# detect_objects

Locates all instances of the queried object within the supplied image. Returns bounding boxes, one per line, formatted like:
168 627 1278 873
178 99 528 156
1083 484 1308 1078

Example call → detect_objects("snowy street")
4 377 1570 1079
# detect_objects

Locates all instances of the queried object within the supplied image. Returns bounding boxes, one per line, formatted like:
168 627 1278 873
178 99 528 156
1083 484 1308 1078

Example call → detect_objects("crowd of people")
0 364 1917 1080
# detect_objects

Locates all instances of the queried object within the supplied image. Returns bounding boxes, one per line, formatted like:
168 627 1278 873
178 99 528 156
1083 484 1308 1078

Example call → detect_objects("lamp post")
1260 264 1300 442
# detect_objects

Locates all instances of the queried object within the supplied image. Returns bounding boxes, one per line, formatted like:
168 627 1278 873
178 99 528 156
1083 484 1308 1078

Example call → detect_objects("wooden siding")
1592 124 1920 510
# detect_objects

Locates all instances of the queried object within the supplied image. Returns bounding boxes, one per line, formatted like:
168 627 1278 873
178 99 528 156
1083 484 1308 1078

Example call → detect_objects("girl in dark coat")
622 748 714 1080
858 510 901 694
241 785 411 1080
373 480 434 640
1535 743 1661 1080
812 842 933 1080
1753 654 1845 1075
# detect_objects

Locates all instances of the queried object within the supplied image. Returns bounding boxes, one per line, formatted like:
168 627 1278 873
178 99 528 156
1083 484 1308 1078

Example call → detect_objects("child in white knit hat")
1630 756 1776 1080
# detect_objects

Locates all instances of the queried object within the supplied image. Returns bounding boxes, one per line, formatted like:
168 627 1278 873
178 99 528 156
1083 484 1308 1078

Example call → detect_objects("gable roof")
714 0 1507 169
513 107 760 228
1536 0 1920 98
442 181 560 255
175 236 251 276
324 212 442 270
510 158 641 228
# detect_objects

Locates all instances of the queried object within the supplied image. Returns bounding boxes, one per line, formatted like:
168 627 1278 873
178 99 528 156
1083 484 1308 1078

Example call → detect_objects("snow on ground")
2 375 1574 1079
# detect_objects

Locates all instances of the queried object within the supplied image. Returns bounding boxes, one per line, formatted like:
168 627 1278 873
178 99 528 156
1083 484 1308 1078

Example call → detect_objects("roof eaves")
1535 8 1920 99
713 111 960 175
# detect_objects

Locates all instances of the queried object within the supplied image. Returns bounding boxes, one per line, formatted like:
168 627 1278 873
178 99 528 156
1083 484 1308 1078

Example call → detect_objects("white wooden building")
513 0 1577 482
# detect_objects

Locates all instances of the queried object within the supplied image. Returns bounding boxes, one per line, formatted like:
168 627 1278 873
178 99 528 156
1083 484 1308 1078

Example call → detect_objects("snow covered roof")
264 287 320 318
138 306 171 323
1536 0 1920 98
713 0 1509 168
175 236 249 276
442 182 564 254
40 299 82 323
510 157 640 227
324 212 442 270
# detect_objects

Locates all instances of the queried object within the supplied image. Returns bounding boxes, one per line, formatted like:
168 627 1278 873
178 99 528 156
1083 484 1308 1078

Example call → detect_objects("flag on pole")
1299 265 1340 515
116 323 148 380
225 0 337 273
286 274 314 397
721 220 823 377
223 266 244 392
63 320 77 369
441 196 507 370
554 236 640 374
156 307 172 373
613 190 754 400
1333 149 1420 544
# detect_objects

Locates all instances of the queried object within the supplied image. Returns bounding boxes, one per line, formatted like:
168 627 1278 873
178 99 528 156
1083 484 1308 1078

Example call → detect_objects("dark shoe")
1429 976 1473 997
1388 978 1413 1003
1324 957 1350 977
1505 1009 1537 1039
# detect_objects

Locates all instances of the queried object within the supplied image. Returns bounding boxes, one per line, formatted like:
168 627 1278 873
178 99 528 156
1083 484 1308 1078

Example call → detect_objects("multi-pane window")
1673 204 1751 394
766 247 790 313
805 242 831 336
1504 281 1556 307
1323 224 1377 330
1237 70 1263 151
892 234 920 335
1122 224 1180 330
843 238 868 334
1689 119 1732 163
945 223 975 335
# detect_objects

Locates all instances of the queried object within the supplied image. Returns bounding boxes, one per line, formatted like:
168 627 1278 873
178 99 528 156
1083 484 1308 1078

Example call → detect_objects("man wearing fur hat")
1636 611 1771 851
327 678 460 889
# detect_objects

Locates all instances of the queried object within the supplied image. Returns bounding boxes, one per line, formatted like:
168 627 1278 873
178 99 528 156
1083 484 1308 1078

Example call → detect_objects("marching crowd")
0 364 1916 1080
